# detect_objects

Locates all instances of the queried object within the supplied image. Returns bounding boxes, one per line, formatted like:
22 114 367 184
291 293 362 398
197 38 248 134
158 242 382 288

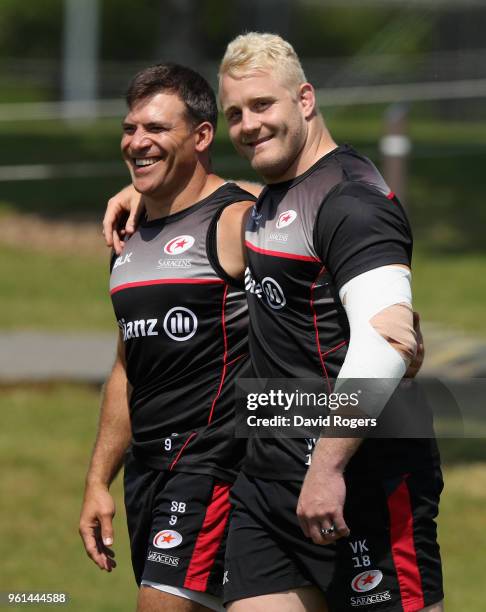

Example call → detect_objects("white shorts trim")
141 580 224 611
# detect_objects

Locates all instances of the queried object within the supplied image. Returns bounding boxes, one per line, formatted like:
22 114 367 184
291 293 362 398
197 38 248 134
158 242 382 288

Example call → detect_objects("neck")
268 115 337 184
144 164 225 220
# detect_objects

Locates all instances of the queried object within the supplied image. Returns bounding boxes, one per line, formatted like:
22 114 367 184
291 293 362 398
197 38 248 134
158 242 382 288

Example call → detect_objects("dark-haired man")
79 63 257 612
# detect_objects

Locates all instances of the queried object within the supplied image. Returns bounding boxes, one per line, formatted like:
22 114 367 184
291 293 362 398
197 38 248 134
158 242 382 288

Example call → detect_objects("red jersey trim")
168 432 197 471
184 482 231 591
387 476 425 611
207 285 229 425
110 278 224 296
226 353 247 367
245 240 320 262
310 267 331 393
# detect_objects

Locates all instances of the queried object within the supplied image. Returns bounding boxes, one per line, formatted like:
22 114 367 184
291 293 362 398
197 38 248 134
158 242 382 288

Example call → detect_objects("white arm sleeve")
338 265 412 380
336 266 413 417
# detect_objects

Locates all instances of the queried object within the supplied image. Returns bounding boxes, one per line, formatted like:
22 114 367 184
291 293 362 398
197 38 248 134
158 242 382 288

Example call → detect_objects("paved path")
0 331 116 384
0 324 485 384
420 323 486 378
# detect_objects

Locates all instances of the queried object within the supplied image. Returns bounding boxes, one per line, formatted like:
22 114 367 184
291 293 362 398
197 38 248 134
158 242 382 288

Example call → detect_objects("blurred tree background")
1 0 485 254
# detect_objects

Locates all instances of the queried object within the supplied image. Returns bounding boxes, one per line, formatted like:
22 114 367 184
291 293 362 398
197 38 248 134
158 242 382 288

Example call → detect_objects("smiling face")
220 70 310 182
121 92 199 197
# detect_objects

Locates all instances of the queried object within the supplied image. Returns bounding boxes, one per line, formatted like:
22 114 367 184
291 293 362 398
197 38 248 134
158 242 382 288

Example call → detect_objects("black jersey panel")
314 182 413 292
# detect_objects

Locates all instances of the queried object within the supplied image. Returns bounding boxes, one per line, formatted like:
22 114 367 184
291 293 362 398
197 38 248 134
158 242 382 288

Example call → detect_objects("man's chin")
132 180 158 196
251 156 285 181
250 153 274 175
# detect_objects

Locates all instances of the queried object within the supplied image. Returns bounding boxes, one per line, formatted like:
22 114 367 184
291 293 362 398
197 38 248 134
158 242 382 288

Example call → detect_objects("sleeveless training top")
110 182 255 481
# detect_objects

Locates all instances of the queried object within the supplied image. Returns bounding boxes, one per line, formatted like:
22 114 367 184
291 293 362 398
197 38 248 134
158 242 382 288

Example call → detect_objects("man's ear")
299 83 316 119
194 121 214 153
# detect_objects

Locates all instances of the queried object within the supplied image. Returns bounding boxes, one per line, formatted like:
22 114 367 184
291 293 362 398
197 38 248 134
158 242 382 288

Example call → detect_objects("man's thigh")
223 472 335 606
227 587 328 612
124 454 231 599
137 584 219 612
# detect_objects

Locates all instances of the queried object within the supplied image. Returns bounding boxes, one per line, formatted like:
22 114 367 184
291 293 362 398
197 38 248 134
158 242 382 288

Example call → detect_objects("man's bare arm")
217 200 255 280
79 334 131 571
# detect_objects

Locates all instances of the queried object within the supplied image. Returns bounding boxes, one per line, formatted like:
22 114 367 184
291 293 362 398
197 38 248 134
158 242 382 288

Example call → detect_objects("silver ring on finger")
320 525 336 536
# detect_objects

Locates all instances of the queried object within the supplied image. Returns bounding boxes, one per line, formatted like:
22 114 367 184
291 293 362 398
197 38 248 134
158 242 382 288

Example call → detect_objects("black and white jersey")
243 145 439 480
110 183 255 481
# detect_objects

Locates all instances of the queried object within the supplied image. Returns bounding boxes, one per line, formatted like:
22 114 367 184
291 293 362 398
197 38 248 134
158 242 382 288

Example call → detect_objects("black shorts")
224 469 443 611
124 451 231 597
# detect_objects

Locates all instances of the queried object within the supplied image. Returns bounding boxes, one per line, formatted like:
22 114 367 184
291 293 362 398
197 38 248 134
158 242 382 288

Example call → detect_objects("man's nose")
241 109 260 134
130 129 152 150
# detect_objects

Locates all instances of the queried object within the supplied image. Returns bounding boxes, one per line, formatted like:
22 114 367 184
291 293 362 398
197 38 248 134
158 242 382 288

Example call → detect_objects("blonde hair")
218 32 307 91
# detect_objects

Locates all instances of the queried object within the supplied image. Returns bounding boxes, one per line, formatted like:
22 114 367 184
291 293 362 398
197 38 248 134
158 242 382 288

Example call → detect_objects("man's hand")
297 464 350 546
79 484 117 571
102 184 143 255
405 311 424 378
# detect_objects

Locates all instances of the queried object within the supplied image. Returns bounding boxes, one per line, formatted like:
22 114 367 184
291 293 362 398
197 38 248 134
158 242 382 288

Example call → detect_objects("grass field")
0 243 113 330
0 385 135 612
412 251 486 336
0 384 485 611
1 241 485 336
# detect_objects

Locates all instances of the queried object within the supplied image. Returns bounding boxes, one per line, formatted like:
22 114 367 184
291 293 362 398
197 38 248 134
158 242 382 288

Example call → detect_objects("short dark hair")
126 63 218 131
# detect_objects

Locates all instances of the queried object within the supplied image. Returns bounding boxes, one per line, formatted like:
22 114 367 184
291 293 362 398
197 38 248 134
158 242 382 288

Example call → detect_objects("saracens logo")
164 235 195 255
163 307 198 341
351 570 383 593
276 209 297 229
153 530 183 549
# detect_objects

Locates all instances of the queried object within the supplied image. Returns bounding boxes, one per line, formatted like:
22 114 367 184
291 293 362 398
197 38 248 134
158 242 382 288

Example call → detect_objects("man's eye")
255 101 271 111
148 126 168 133
123 126 135 134
227 111 241 122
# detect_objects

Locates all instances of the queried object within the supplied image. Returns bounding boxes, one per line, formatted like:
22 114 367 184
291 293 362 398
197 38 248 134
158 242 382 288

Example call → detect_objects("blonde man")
216 33 443 612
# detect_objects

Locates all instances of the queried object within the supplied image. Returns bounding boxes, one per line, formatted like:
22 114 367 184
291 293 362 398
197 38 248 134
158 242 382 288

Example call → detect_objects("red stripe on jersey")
110 278 224 295
226 353 247 367
322 340 347 357
168 432 197 471
387 477 425 611
310 268 331 393
208 285 229 425
387 191 396 200
245 240 320 262
184 482 231 591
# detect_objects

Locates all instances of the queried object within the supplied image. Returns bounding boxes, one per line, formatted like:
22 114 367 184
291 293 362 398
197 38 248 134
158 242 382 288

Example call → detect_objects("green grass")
0 385 484 610
437 463 486 611
2 243 484 336
0 385 136 611
412 252 486 335
0 244 114 330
